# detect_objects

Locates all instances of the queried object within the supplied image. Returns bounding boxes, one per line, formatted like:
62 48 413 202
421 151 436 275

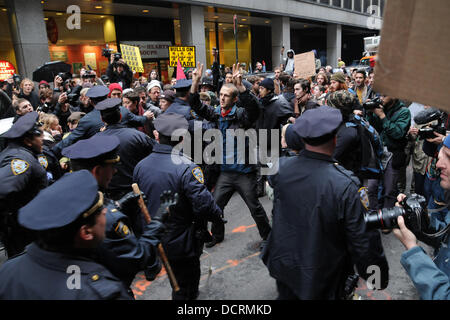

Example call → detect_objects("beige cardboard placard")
294 51 316 79
373 0 450 111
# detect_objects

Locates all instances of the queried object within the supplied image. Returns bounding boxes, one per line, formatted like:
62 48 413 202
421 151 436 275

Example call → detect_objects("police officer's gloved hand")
144 257 162 281
116 191 147 213
153 190 178 223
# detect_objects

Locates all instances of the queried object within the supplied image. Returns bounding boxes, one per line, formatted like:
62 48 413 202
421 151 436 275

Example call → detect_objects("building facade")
1 0 383 82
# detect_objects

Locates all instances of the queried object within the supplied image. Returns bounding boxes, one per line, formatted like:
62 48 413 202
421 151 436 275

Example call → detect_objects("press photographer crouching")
365 135 450 299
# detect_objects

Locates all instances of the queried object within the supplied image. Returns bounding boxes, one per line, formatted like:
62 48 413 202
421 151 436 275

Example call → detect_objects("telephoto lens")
364 194 427 231
364 207 406 230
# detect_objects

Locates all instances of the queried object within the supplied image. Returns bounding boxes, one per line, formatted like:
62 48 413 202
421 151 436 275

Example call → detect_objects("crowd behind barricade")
0 49 448 300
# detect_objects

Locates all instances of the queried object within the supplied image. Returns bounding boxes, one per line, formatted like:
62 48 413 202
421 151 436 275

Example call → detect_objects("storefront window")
204 22 252 69
44 11 117 76
0 8 18 77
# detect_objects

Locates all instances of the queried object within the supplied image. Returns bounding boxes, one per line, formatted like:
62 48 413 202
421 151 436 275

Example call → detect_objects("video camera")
102 45 122 63
362 97 383 111
413 108 446 140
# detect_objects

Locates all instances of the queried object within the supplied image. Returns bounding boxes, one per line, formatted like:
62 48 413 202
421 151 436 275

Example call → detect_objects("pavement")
131 192 426 301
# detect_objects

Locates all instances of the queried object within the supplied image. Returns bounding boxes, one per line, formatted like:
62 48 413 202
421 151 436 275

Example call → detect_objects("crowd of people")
0 49 448 300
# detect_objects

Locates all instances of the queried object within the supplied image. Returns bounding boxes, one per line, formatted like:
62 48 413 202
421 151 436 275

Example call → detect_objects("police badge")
38 155 48 169
11 159 29 175
192 167 204 184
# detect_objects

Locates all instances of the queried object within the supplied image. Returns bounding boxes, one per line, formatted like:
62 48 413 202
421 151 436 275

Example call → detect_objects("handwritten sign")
294 51 316 79
120 44 144 73
169 46 196 68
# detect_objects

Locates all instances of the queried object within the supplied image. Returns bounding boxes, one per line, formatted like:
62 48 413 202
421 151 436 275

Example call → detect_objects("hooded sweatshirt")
283 49 295 74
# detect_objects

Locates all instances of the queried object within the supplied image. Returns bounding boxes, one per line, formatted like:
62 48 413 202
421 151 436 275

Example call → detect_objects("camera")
364 194 428 230
82 69 96 79
102 44 114 59
66 85 82 105
12 74 21 86
113 52 122 62
362 97 382 111
36 103 50 113
414 108 447 140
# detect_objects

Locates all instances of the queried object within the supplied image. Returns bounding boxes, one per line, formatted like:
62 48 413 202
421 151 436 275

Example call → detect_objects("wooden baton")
131 183 180 292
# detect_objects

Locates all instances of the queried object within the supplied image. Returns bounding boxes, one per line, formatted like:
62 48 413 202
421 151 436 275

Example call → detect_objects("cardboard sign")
293 51 316 79
169 46 196 68
120 44 144 73
374 0 450 112
121 41 171 59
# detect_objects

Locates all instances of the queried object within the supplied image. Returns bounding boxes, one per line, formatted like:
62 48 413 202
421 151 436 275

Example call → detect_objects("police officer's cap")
154 112 188 137
173 79 192 90
86 85 110 99
1 111 41 139
94 98 122 111
293 106 342 139
18 170 103 231
62 135 120 164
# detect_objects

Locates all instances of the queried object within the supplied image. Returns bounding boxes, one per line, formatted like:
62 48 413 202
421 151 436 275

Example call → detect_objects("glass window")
354 0 362 12
363 0 371 13
380 0 385 16
344 0 352 9
332 0 342 7
44 11 117 76
320 0 330 5
205 21 252 69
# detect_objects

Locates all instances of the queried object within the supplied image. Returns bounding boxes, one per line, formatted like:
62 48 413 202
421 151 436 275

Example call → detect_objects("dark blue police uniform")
52 86 148 158
62 134 164 287
0 170 133 300
94 98 155 200
262 106 389 300
133 113 224 300
0 112 48 257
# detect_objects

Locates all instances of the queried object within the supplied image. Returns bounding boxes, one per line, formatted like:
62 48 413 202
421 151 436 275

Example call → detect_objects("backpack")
346 114 384 180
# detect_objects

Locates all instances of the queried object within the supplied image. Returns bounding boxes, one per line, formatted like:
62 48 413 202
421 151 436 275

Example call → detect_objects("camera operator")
106 54 132 90
392 135 450 300
366 96 411 210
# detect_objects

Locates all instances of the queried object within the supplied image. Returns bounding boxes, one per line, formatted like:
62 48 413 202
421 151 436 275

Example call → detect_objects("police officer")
52 86 153 158
0 111 47 257
262 106 389 299
0 170 133 300
133 112 225 300
94 98 155 200
62 135 168 288
166 78 197 121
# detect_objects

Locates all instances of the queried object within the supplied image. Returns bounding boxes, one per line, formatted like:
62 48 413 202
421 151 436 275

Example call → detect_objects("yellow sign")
120 44 144 73
169 46 196 68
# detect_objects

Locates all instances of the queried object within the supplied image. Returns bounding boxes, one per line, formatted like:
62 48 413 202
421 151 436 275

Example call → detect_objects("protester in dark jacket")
18 78 39 109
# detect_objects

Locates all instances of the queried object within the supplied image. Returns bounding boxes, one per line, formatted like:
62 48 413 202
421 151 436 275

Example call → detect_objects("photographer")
366 96 411 210
37 88 55 114
106 54 132 90
392 135 450 300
